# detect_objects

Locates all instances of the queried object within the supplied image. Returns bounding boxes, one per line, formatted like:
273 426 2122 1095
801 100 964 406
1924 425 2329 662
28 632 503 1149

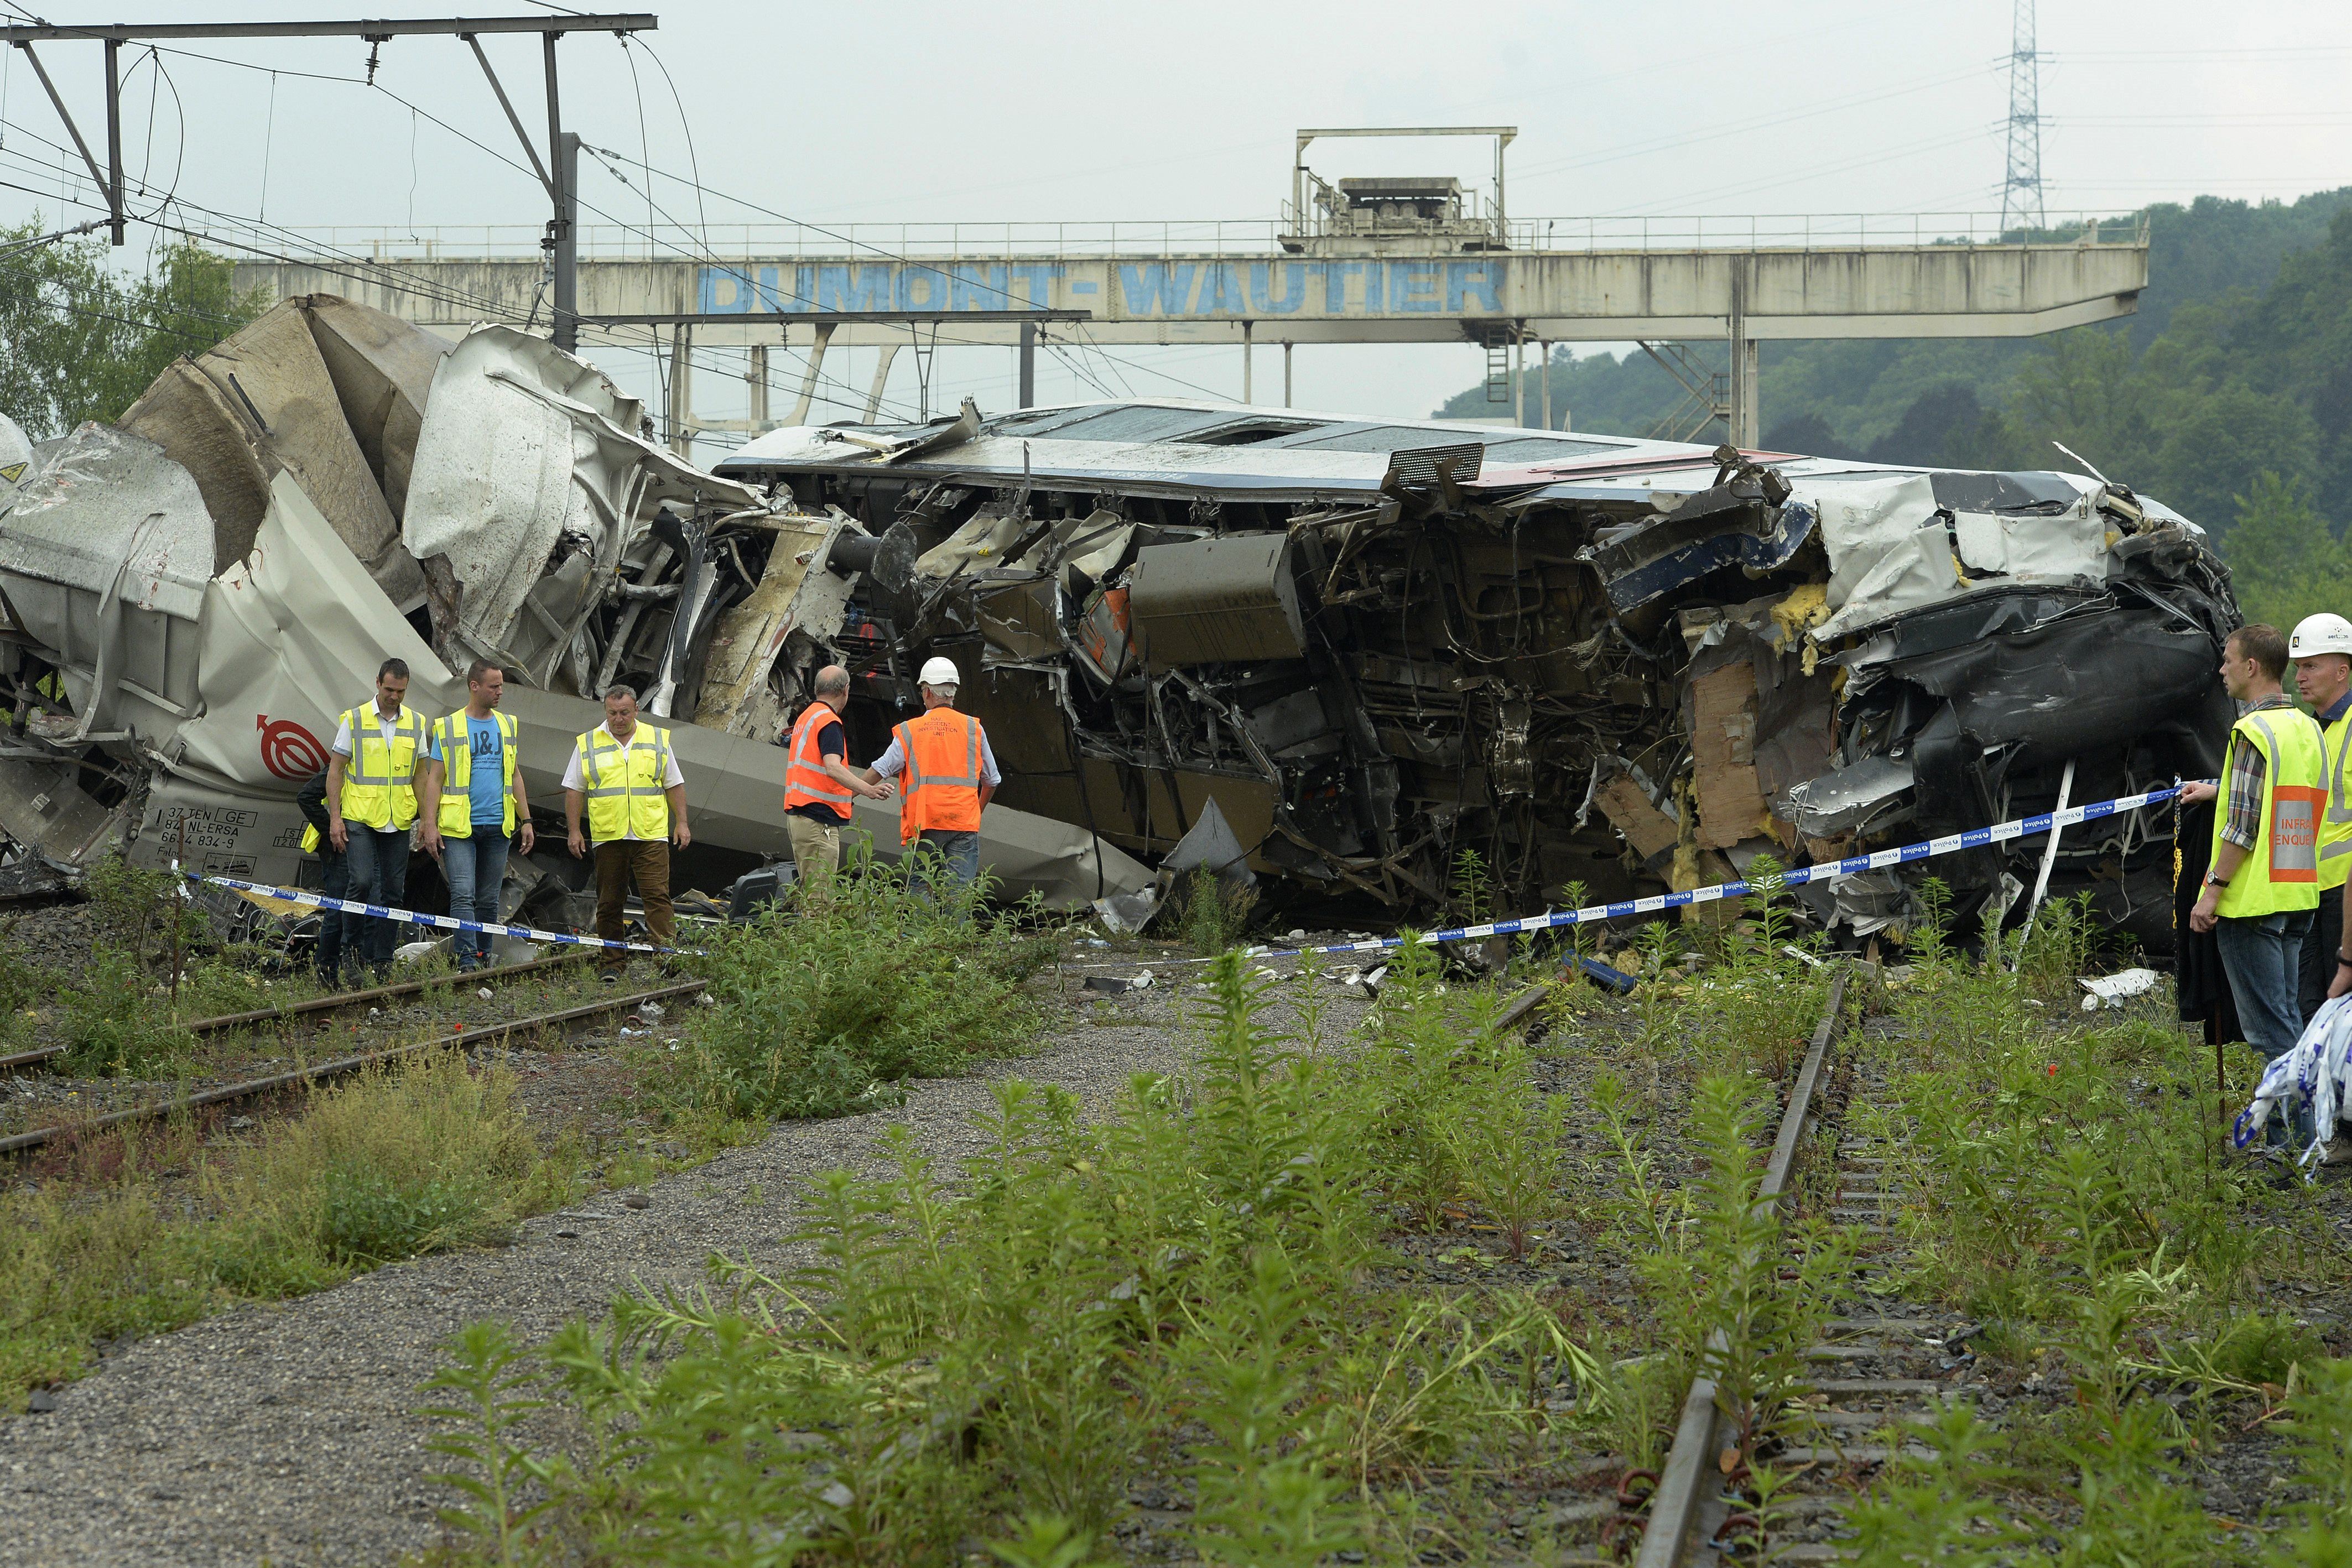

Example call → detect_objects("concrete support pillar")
1539 340 1552 431
787 323 834 426
747 345 768 430
864 342 900 421
1727 258 1758 447
1018 321 1036 409
1283 341 1293 408
667 324 693 458
1242 320 1253 405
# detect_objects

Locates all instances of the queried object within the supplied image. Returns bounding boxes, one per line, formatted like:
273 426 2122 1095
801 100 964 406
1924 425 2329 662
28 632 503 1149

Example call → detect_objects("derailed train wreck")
0 294 2235 945
717 399 2236 946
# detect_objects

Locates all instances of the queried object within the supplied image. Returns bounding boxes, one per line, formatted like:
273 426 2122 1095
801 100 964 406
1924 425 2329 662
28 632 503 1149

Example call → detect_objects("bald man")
779 665 893 894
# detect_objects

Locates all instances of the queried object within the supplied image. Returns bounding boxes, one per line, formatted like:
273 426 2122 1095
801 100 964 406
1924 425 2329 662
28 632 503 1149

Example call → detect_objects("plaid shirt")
2220 692 2299 851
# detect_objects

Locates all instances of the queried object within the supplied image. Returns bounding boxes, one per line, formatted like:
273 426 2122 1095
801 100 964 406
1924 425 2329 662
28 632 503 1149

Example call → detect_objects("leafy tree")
0 219 262 439
2224 472 2350 633
2153 384 2319 535
1429 187 2352 538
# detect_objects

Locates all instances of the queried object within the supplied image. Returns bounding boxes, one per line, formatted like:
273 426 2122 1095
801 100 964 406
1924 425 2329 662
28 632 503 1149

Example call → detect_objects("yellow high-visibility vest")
430 710 519 839
2320 706 2352 892
575 725 673 841
337 702 424 832
2210 706 2326 918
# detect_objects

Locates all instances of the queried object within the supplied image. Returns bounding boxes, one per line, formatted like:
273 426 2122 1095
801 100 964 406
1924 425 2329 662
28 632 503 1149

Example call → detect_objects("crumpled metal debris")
0 298 1150 911
720 399 2233 948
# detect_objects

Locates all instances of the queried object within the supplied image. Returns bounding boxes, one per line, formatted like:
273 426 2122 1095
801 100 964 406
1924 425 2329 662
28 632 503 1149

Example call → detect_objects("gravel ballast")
0 973 1328 1568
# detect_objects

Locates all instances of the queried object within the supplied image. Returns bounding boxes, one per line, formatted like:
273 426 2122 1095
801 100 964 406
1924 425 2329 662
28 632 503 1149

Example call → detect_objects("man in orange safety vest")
862 655 999 891
780 663 895 895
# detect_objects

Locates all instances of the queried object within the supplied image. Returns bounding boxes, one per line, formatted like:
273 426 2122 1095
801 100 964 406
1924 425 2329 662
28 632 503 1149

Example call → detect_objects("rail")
0 979 703 1158
0 950 594 1074
1635 967 1851 1568
228 210 2150 263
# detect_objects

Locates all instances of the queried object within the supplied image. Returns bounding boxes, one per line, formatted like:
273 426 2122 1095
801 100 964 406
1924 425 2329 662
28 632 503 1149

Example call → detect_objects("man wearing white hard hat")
2299 613 2352 1011
861 654 1000 892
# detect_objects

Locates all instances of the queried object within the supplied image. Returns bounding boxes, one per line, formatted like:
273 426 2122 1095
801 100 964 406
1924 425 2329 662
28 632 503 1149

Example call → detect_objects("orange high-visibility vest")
894 707 984 843
782 701 854 821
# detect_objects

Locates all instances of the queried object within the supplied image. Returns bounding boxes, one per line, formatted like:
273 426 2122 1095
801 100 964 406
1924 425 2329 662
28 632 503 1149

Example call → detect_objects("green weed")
677 846 1053 1121
0 1051 583 1404
1177 864 1259 956
420 1321 568 1565
423 947 1598 1561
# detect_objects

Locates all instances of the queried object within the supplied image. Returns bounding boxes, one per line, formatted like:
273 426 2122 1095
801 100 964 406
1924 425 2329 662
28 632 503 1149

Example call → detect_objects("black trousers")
2296 882 2346 1023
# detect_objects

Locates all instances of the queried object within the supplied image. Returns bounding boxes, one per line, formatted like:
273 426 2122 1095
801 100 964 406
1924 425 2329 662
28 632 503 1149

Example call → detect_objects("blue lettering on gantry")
1392 267 1442 312
1199 263 1250 315
949 264 1010 311
1250 262 1307 314
815 264 893 313
895 268 949 312
698 267 752 314
1445 261 1502 313
1117 262 1198 316
1010 263 1060 308
1319 261 1392 314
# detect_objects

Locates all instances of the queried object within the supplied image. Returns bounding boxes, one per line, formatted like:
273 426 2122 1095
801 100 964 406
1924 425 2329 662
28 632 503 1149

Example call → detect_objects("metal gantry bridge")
233 210 2148 451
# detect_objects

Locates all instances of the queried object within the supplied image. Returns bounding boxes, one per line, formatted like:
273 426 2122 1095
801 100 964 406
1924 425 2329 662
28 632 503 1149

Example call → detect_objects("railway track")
0 949 599 1073
1633 968 1978 1566
0 966 703 1158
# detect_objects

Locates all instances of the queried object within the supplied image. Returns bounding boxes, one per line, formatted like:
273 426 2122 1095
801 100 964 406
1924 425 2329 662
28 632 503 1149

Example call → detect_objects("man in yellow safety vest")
418 659 535 975
324 657 427 981
2292 614 2352 1017
2183 623 2327 1144
563 684 689 981
861 655 998 893
780 663 895 897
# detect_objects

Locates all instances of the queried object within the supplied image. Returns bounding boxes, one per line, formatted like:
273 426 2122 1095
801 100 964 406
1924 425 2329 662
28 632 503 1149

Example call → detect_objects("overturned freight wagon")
714 400 2237 947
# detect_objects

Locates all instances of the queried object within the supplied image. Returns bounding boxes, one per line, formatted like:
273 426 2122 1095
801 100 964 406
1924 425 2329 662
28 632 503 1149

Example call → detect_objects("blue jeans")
898 827 974 888
444 829 511 970
341 825 411 972
2216 908 2317 1145
313 848 347 983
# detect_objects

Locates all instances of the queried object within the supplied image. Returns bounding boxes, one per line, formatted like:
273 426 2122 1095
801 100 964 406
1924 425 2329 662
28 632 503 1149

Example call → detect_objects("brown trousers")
594 838 673 950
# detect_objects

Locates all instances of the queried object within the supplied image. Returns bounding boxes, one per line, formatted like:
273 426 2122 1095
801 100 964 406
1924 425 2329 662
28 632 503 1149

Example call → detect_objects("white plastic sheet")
2236 993 2352 1177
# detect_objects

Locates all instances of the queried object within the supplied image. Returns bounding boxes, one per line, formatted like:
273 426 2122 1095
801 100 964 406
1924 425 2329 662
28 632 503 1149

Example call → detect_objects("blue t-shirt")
428 718 509 826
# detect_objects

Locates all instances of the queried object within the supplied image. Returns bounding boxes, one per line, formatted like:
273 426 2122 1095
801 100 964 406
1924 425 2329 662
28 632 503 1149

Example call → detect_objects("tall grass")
423 949 1596 1563
675 848 1057 1121
0 1051 583 1403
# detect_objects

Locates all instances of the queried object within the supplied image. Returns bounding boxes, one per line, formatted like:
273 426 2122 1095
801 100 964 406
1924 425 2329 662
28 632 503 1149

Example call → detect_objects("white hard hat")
918 655 962 689
2292 613 2352 660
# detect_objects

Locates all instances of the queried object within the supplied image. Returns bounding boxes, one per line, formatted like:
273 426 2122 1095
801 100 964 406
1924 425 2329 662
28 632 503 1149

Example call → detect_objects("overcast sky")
2 0 2348 441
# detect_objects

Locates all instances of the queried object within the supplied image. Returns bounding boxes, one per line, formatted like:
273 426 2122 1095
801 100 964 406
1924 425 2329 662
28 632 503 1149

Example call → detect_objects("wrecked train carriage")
0 300 1147 911
720 400 2235 944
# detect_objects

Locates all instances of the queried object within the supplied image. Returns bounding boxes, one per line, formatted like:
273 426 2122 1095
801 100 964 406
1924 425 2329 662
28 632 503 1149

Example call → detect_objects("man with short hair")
325 658 425 979
2183 623 2327 1143
563 685 689 981
419 660 535 974
2293 614 2352 1014
782 664 894 897
861 655 998 891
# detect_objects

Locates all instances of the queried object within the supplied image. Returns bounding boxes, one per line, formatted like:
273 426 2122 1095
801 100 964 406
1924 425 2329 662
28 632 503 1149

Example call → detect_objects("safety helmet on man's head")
2291 613 2352 661
918 655 963 689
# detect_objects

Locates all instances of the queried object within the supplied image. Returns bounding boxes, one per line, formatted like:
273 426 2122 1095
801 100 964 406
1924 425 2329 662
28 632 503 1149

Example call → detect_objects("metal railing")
247 210 2152 264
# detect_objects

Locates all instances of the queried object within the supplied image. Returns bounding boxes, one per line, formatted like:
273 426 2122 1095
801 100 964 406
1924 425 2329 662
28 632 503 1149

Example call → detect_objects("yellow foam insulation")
1772 581 1832 674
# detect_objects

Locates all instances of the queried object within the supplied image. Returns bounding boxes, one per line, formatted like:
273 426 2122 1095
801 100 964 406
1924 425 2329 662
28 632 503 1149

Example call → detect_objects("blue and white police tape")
181 870 701 957
1211 783 2185 964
